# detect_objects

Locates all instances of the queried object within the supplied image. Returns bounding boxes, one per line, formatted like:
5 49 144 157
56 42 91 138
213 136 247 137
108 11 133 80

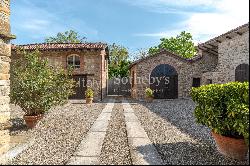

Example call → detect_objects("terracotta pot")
86 98 93 104
23 114 44 129
145 96 154 102
211 131 248 160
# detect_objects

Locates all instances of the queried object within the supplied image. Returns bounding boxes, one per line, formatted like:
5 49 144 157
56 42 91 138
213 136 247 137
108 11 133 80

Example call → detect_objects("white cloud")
11 0 99 42
133 0 249 43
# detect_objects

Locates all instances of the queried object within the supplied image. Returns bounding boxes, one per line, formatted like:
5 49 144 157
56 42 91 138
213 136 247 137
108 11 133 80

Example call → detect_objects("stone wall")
130 51 218 99
0 0 12 155
202 31 249 84
11 48 108 101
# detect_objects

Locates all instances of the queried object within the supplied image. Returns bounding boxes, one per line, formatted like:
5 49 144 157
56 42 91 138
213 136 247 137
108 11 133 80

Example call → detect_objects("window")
207 79 212 84
67 55 80 69
192 78 201 87
235 64 249 82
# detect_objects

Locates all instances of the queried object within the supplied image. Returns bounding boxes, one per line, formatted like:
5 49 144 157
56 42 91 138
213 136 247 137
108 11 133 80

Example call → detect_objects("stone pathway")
67 99 163 165
66 100 114 165
122 100 163 165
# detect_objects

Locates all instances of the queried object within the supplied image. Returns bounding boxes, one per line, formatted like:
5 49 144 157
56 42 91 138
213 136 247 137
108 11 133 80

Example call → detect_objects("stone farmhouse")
129 23 249 99
11 43 109 101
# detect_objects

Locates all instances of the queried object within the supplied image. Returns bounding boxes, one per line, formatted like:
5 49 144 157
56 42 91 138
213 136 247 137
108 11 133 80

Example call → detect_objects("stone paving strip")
122 100 163 165
66 100 114 165
99 103 132 165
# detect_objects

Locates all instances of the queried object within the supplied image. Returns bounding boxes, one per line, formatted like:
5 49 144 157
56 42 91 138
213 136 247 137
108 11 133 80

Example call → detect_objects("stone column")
0 0 15 155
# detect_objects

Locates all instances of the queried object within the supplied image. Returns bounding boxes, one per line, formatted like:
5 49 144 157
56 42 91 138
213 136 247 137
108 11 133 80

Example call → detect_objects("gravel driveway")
100 102 132 165
130 99 249 165
9 101 106 165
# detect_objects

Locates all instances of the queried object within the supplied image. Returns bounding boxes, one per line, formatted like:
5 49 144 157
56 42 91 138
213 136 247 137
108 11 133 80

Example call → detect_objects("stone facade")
202 30 249 84
130 23 249 100
130 50 217 99
0 0 14 155
11 44 109 101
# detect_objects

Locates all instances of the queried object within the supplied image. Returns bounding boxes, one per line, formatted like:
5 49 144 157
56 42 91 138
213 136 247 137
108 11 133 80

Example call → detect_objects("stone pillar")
0 0 15 155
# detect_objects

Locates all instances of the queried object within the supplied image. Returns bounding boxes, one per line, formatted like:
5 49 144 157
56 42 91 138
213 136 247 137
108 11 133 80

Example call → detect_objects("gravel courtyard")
130 99 249 165
4 98 249 165
9 101 106 165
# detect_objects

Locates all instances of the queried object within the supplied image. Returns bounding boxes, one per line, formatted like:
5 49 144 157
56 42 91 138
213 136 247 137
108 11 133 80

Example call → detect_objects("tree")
130 48 149 61
45 30 86 43
108 43 130 78
148 31 197 58
10 49 75 115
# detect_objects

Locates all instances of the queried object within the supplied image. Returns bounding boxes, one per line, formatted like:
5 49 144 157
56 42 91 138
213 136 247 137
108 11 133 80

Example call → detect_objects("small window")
67 55 80 69
192 78 201 87
207 79 212 84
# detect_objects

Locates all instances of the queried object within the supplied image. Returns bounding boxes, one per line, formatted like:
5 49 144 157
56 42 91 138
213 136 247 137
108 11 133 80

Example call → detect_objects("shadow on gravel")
136 99 214 145
138 142 249 165
9 118 28 134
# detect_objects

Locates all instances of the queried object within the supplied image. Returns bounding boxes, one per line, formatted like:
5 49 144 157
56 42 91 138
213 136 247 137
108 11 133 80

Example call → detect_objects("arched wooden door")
235 64 249 82
150 64 178 99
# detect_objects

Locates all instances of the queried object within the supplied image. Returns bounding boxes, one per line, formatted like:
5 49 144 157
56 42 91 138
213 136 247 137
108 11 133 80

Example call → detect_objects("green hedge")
191 82 249 144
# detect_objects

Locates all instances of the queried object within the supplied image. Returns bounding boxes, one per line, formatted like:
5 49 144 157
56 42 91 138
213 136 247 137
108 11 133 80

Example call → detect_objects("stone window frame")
67 54 80 69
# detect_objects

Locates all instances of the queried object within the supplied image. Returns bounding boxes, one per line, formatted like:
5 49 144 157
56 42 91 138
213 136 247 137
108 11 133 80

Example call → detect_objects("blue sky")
10 0 249 53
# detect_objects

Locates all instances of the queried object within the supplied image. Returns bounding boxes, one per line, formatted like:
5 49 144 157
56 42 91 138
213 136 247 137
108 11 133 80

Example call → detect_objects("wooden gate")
107 77 131 96
235 64 249 82
69 75 87 99
150 64 178 99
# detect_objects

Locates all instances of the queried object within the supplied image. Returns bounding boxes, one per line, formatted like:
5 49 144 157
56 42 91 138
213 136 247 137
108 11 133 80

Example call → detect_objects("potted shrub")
191 82 249 160
85 88 94 104
145 88 154 102
10 49 75 128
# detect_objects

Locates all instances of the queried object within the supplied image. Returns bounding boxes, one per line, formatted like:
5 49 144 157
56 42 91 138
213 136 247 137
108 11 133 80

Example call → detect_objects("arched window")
235 64 249 82
67 55 80 69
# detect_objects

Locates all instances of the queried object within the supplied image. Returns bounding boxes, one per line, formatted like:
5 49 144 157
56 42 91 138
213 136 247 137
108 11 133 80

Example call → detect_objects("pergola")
198 23 249 56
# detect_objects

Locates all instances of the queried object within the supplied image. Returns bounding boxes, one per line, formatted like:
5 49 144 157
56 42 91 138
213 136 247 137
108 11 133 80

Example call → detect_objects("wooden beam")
236 31 243 35
198 45 218 54
200 45 218 54
216 40 222 43
198 46 218 56
208 43 218 48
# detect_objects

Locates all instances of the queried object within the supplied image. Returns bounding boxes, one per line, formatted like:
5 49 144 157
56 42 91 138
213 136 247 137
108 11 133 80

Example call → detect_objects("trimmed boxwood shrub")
191 82 249 145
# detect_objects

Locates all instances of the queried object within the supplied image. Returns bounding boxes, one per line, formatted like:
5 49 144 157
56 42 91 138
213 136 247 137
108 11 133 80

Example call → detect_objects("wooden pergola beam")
236 31 243 35
200 45 218 54
198 46 218 56
208 43 218 48
216 40 222 43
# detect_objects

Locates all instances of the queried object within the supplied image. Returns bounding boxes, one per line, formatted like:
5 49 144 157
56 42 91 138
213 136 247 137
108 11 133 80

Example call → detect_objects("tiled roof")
11 42 108 51
129 49 202 69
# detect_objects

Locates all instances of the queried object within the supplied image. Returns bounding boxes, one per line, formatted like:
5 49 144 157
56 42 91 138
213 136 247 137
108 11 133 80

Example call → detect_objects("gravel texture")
9 101 106 165
130 99 249 165
99 102 132 165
